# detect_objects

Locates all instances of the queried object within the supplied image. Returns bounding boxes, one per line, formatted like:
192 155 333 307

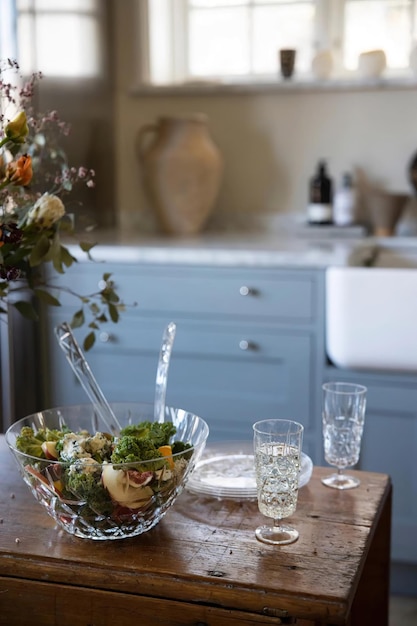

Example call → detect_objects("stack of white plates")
187 441 313 500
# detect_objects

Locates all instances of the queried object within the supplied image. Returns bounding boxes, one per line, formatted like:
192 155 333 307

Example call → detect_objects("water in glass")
253 419 303 545
255 442 300 520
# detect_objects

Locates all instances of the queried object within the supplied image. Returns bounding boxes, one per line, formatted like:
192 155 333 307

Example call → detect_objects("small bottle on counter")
333 172 356 226
307 160 333 225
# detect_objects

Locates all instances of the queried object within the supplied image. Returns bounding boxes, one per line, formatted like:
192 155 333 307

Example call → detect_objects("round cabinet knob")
239 285 258 296
99 331 111 343
239 339 258 351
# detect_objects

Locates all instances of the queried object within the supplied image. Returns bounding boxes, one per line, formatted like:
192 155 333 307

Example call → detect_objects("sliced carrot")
158 445 174 469
53 480 63 495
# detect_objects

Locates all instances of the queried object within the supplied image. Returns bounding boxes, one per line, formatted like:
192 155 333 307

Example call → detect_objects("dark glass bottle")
308 160 333 224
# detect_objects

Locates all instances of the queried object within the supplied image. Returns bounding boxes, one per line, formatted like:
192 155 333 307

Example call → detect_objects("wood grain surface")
0 436 391 625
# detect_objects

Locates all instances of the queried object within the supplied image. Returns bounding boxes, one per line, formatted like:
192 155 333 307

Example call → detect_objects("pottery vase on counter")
137 114 223 236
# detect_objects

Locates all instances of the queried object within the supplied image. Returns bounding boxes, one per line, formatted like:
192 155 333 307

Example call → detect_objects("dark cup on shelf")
279 48 296 79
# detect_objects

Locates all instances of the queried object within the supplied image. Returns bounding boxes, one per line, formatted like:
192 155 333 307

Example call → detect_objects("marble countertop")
67 229 417 268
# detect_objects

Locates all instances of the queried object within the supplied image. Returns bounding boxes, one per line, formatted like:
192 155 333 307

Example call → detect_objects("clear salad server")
154 322 177 423
55 322 122 435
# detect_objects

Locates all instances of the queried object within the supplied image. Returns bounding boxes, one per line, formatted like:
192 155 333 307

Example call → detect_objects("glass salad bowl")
6 402 209 541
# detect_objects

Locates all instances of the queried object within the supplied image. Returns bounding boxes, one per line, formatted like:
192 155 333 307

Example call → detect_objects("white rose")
27 193 65 228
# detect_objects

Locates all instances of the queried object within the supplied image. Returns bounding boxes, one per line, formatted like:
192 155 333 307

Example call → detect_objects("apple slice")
102 464 154 509
25 464 63 497
41 441 58 460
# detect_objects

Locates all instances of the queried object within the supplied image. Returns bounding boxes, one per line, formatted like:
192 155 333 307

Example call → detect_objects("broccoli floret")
15 426 65 458
64 466 113 516
149 422 177 446
119 423 150 439
111 435 166 472
120 421 176 447
171 441 193 461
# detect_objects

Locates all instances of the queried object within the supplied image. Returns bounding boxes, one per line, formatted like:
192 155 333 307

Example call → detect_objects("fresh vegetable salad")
15 421 193 519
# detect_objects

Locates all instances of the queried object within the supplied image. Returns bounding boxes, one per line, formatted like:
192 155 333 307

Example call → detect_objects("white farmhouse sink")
326 242 417 372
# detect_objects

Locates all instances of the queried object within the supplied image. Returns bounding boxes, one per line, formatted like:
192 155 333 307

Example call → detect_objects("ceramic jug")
311 49 333 80
137 114 223 236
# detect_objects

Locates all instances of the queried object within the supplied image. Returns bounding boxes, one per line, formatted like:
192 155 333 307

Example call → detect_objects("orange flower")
5 154 33 187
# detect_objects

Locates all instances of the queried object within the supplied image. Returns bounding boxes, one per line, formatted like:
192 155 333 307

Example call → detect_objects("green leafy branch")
0 224 125 350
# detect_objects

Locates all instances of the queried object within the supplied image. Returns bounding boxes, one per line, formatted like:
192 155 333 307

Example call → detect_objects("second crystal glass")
322 382 367 490
253 419 304 545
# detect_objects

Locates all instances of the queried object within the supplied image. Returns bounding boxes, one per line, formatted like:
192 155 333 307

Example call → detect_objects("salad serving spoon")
154 321 177 423
55 322 122 435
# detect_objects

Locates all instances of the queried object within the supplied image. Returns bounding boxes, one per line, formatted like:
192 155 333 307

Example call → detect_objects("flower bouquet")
0 59 122 349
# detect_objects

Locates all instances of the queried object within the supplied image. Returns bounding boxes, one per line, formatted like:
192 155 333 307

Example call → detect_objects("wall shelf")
130 75 417 98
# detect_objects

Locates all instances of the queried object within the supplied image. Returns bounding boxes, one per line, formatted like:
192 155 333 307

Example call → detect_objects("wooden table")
0 435 391 626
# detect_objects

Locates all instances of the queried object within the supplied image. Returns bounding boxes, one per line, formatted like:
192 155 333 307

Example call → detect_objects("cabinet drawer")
0 577 287 626
47 264 316 322
44 315 313 432
64 315 310 359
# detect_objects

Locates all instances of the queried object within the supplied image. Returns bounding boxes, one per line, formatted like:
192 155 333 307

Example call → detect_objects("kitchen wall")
113 1 417 236
31 0 117 231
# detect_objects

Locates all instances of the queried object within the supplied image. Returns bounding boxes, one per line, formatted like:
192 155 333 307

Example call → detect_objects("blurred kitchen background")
2 0 417 237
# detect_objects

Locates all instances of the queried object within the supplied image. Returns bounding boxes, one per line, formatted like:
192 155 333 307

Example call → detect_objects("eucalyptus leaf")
34 289 61 306
71 309 85 328
83 331 96 352
80 241 96 253
58 220 74 234
13 300 39 321
60 245 76 268
52 249 64 274
58 215 75 233
29 234 51 267
108 290 120 303
108 303 119 323
46 232 61 265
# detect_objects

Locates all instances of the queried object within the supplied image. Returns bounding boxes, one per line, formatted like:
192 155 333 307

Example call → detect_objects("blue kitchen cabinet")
40 262 325 462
